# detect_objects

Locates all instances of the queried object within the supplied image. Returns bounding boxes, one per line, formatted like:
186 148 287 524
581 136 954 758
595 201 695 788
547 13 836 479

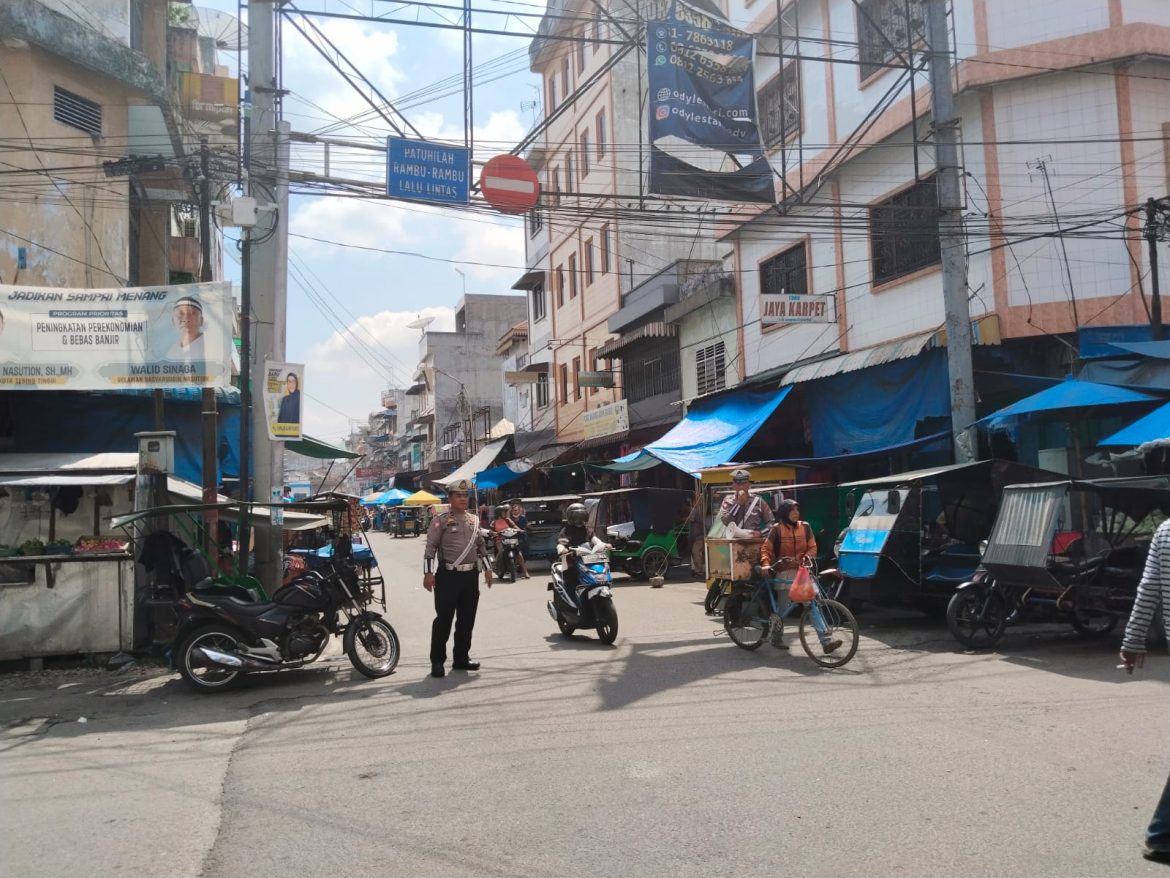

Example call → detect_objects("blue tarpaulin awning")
474 461 533 490
978 378 1161 426
598 387 791 475
1099 401 1170 449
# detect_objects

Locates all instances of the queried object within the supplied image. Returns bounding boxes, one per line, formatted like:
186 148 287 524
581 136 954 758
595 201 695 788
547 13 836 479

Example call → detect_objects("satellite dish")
194 6 247 52
407 316 435 331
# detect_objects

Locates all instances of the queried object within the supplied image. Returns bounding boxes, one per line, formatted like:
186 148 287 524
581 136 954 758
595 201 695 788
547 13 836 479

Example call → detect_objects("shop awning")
0 473 135 487
434 437 511 486
1099 401 1170 450
284 435 362 460
978 378 1161 426
405 383 426 395
595 322 678 360
599 386 791 475
474 460 533 490
782 331 935 386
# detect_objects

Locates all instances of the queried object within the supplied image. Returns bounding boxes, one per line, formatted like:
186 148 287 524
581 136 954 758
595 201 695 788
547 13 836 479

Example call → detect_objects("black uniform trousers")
430 567 480 665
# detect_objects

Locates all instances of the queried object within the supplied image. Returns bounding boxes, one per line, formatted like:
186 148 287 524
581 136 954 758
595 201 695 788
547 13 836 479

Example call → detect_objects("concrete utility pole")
1146 198 1166 341
247 0 290 584
198 137 219 552
926 0 976 462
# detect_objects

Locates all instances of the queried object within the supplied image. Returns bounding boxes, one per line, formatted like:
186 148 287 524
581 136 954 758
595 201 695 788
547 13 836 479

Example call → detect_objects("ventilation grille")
53 86 102 136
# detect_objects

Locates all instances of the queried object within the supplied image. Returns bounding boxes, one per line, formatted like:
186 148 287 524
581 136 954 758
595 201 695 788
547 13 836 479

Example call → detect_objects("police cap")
447 478 472 495
730 468 751 483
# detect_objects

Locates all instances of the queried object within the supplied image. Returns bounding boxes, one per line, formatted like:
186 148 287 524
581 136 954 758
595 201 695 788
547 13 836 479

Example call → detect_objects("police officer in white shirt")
423 479 492 678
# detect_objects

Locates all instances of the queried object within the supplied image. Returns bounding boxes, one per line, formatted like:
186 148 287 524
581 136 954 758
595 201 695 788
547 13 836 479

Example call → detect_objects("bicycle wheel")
798 598 859 668
724 588 766 651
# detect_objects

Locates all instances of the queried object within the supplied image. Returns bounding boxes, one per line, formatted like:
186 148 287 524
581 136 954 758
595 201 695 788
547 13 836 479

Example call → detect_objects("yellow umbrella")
403 490 442 506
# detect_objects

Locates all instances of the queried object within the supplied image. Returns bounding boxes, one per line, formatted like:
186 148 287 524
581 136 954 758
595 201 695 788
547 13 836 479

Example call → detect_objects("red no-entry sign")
479 155 540 214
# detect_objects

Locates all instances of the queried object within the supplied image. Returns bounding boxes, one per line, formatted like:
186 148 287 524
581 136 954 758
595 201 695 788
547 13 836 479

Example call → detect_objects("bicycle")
722 558 860 668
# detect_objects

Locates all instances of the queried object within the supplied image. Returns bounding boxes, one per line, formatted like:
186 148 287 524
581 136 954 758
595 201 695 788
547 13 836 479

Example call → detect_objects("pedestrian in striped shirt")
1120 517 1170 864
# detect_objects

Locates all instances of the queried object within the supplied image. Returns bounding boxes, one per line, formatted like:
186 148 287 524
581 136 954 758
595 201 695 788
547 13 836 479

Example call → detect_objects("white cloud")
290 197 428 252
454 221 525 287
281 18 407 136
301 307 456 441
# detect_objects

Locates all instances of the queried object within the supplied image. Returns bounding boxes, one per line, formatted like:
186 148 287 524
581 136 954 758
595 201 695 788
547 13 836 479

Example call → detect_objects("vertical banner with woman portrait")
264 361 304 441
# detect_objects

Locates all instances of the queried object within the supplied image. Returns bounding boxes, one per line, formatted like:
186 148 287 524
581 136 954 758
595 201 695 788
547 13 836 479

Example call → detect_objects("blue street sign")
386 137 470 205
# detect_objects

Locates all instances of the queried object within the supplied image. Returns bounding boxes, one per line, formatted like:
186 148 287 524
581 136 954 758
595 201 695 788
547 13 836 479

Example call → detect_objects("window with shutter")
857 0 926 81
869 176 940 285
757 62 801 149
760 242 808 297
695 342 727 396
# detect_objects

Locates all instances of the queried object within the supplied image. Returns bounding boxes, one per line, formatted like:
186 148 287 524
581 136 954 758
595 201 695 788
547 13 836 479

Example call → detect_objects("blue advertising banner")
386 137 470 205
646 3 774 203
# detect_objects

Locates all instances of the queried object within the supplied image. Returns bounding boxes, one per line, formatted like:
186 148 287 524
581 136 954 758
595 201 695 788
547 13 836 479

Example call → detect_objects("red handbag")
787 566 815 602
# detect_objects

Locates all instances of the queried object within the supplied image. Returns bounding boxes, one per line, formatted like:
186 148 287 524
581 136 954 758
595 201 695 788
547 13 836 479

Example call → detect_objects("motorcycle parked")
493 527 522 582
547 543 619 644
170 534 400 692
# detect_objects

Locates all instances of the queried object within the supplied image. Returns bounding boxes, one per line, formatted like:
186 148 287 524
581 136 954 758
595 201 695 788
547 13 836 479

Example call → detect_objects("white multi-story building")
714 0 1170 463
527 0 721 454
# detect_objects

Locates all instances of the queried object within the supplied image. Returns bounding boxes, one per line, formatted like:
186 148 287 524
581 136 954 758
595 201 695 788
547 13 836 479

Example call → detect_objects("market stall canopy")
360 487 412 507
113 494 331 532
598 386 791 475
284 435 362 459
1099 401 1170 451
475 460 533 490
403 490 442 506
482 418 515 441
977 378 1161 426
434 437 511 486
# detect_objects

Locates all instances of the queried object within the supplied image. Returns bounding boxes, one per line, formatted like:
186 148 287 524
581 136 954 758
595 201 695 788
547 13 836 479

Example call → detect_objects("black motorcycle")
155 535 399 693
493 527 521 582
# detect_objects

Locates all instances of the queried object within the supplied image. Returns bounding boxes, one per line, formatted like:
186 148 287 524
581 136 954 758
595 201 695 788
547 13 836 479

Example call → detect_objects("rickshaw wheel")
724 590 765 650
641 547 669 581
946 583 1008 650
1070 606 1117 638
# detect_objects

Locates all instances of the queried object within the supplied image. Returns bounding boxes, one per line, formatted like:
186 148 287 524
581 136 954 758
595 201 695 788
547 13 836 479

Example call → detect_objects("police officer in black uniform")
423 479 492 678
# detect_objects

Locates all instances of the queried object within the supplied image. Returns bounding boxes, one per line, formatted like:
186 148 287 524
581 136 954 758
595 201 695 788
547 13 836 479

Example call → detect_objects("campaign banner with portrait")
646 2 774 203
0 281 233 390
263 361 304 441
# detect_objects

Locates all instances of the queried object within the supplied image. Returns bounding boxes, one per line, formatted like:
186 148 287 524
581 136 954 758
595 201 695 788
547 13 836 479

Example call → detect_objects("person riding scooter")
557 502 609 605
492 503 530 579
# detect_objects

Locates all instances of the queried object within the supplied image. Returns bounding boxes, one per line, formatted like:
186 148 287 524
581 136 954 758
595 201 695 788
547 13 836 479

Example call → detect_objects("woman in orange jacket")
760 499 841 654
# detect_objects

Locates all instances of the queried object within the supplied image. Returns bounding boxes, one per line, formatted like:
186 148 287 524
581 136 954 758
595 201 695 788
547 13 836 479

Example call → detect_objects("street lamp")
454 267 467 296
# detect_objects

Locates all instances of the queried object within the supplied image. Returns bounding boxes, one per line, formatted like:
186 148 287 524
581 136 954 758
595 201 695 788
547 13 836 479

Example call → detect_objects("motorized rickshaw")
832 460 1056 612
946 476 1170 649
393 506 421 538
585 487 694 580
518 494 583 563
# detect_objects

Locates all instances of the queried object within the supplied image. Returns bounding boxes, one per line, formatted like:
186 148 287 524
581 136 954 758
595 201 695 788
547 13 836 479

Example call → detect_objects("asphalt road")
3 529 1170 878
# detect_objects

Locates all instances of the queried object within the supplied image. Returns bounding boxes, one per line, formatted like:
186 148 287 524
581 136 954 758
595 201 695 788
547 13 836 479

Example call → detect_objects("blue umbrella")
1099 401 1170 449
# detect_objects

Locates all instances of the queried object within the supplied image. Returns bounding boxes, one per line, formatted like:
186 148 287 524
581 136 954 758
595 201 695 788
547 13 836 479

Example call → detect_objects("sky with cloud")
203 0 544 443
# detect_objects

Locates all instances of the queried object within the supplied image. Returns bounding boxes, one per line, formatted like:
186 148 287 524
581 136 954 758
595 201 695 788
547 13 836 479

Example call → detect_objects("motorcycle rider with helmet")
557 502 610 602
492 503 530 579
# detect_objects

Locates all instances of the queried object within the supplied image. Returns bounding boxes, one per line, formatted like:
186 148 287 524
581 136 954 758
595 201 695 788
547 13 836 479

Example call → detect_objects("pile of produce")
44 540 74 555
19 538 44 556
75 536 129 554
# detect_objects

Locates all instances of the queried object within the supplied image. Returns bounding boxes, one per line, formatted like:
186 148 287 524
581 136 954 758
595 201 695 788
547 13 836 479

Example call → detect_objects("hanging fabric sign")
646 2 775 203
0 281 233 390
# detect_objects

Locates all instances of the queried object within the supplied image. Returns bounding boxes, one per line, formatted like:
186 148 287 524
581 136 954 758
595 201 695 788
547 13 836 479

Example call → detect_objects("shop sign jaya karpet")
759 293 836 325
0 282 234 390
